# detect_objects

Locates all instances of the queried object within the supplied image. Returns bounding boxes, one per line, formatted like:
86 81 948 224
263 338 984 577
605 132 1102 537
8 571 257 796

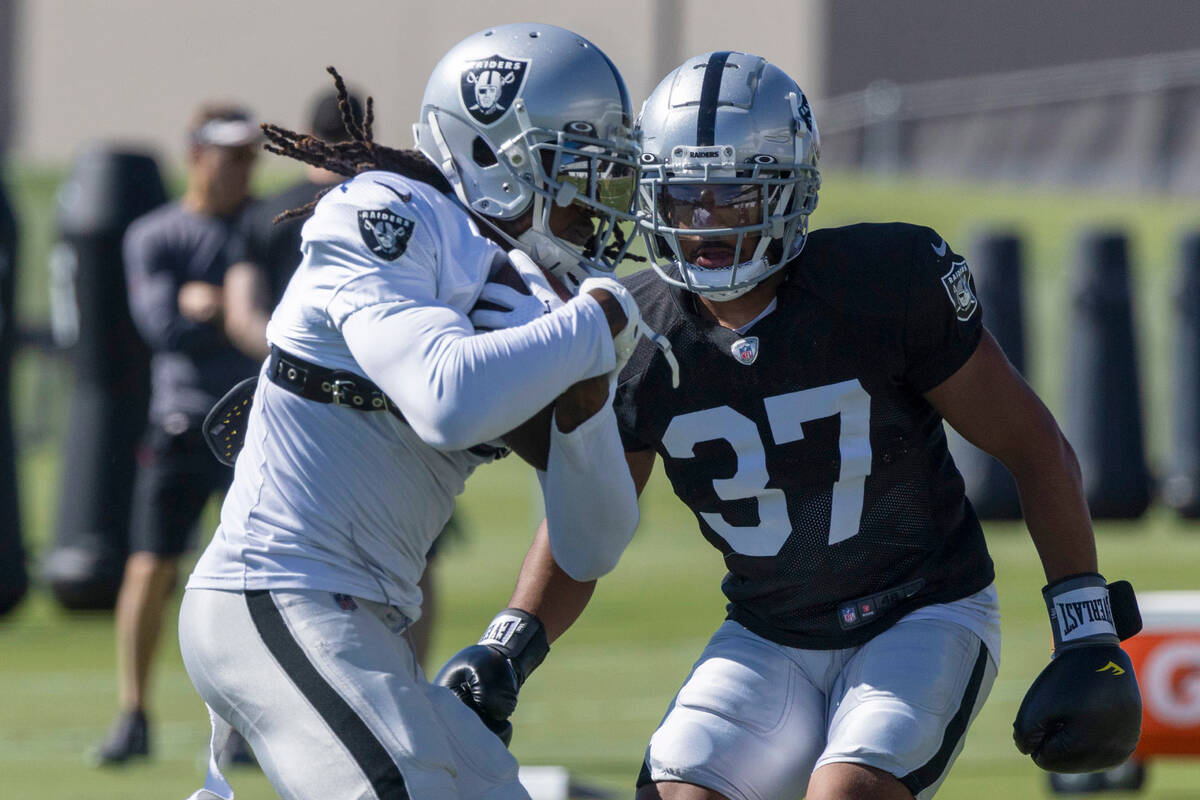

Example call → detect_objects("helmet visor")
555 148 638 217
529 131 642 271
658 183 764 231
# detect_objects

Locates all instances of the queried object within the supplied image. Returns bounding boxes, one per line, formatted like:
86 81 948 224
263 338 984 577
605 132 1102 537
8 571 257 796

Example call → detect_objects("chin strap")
701 282 758 302
679 257 765 301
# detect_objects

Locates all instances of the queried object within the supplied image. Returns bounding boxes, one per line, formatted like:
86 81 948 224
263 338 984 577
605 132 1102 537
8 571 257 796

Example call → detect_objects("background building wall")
8 0 1198 168
8 0 827 166
825 0 1200 96
0 0 18 154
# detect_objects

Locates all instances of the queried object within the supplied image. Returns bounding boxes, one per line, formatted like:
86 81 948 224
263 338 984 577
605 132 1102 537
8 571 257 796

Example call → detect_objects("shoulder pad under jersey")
299 171 452 263
300 171 502 317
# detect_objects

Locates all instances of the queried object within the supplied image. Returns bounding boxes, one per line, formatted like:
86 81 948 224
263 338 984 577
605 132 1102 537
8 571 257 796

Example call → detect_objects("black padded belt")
268 345 403 418
202 346 508 466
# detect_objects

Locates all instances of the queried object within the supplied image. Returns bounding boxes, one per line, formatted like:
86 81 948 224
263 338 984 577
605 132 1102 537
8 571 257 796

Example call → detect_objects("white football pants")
641 616 998 800
179 587 529 800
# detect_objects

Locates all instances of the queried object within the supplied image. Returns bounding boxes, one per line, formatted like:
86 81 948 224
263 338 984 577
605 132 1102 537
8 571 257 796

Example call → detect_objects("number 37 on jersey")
660 379 872 557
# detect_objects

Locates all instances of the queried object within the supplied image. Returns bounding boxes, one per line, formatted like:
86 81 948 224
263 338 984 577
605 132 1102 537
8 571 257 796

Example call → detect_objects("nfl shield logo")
841 605 859 625
333 593 358 612
940 260 979 322
731 337 759 365
358 209 415 261
461 54 530 125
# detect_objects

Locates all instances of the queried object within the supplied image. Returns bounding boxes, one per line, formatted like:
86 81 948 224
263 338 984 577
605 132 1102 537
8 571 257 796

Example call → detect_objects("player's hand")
433 609 549 747
470 250 565 331
1013 574 1143 773
579 277 636 356
579 276 681 388
1014 643 1140 772
178 280 223 324
434 644 518 745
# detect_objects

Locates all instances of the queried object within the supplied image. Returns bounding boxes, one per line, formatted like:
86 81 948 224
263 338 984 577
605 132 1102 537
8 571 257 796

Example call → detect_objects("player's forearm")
509 521 596 644
130 295 226 353
224 310 270 360
345 295 615 451
1006 428 1099 582
125 266 225 354
222 263 271 359
538 384 639 581
928 332 1099 581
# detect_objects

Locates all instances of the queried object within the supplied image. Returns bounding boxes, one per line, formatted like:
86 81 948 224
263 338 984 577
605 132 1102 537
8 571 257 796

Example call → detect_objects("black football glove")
434 608 549 747
1013 574 1143 773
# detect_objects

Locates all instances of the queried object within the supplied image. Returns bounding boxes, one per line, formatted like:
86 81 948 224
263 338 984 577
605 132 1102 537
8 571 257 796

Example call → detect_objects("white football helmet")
414 23 640 291
637 52 821 301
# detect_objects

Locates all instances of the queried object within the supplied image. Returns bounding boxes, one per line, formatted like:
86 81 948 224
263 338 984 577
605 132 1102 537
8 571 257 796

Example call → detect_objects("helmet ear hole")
472 136 498 167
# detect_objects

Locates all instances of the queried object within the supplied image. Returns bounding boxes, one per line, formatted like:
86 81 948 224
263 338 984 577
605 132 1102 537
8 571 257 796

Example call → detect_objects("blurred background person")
0 166 24 618
92 102 262 766
222 88 363 360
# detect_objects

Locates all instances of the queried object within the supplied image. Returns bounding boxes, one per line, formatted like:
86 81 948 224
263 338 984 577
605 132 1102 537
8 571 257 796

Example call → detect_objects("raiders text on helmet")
636 52 821 301
414 24 640 291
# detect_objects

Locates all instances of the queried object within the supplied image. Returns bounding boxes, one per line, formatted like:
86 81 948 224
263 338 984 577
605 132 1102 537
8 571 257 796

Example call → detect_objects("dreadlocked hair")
263 66 452 223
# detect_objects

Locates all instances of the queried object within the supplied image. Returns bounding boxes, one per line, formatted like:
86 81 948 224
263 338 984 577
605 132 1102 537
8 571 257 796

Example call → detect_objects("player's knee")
644 716 765 800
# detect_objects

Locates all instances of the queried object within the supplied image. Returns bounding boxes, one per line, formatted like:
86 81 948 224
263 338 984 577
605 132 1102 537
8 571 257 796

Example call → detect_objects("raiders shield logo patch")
940 260 979 322
461 55 530 125
358 209 415 261
731 336 759 365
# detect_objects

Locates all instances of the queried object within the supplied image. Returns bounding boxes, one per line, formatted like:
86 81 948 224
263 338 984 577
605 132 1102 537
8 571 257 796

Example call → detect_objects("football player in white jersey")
438 53 1143 800
178 24 659 800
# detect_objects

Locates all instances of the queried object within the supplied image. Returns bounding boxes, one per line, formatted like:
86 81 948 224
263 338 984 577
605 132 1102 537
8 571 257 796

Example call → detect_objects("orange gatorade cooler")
1048 591 1198 793
1124 591 1200 757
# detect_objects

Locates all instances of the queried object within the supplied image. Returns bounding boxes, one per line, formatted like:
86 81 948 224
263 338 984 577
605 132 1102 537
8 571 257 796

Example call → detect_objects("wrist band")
1043 573 1119 650
479 608 549 684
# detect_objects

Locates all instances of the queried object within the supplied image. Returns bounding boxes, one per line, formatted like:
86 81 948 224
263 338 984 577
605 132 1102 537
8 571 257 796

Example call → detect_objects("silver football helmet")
637 52 820 301
414 23 640 290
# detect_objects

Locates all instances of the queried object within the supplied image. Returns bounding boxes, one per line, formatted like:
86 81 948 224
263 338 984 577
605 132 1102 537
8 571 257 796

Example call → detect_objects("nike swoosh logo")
375 181 412 203
931 238 948 257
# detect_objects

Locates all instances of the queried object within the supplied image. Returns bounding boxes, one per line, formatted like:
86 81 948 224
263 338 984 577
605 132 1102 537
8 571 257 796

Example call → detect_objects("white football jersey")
188 171 617 620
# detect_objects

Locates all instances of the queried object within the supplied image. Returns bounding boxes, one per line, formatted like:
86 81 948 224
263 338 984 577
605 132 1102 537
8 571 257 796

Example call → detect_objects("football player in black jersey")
437 53 1142 800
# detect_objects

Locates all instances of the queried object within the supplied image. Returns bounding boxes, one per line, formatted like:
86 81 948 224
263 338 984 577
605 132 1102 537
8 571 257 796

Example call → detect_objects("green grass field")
2 167 1200 798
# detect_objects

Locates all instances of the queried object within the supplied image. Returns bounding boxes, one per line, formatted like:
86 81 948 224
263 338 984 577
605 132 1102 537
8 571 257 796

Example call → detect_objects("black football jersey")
615 222 995 649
